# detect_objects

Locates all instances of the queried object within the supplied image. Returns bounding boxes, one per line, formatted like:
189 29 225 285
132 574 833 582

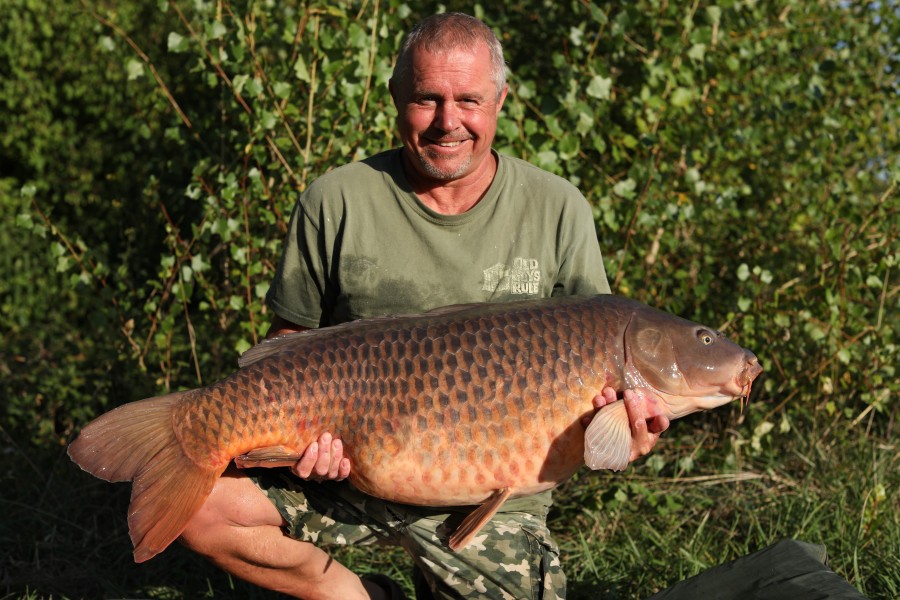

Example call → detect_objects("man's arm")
267 315 310 338
267 316 352 481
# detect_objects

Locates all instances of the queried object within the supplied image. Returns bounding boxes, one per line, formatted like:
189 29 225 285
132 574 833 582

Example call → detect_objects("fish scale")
68 294 761 562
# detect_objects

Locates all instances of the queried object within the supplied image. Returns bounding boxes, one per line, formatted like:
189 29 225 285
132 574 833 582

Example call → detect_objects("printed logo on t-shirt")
482 257 541 295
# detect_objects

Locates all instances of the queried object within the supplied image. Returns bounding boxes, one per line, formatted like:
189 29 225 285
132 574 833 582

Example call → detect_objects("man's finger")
647 415 670 435
293 441 318 478
581 386 621 428
624 389 656 459
314 433 333 476
336 458 351 481
327 438 343 479
593 386 618 410
629 415 651 458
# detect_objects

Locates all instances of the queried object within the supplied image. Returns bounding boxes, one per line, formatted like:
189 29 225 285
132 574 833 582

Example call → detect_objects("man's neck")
401 150 499 216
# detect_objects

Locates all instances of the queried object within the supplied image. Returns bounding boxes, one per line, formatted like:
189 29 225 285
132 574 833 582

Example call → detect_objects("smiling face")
390 42 508 187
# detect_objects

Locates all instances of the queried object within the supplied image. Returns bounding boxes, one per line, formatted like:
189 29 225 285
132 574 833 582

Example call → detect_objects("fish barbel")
68 295 762 562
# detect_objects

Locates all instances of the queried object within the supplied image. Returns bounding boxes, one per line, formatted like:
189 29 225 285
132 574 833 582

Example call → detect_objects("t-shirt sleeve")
265 188 336 328
552 192 611 296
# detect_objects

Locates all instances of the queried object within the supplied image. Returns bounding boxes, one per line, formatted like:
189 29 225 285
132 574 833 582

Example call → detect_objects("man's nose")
433 101 461 132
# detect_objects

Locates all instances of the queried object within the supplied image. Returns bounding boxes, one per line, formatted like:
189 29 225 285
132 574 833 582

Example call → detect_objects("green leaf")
15 212 34 230
688 43 707 62
235 338 252 355
575 109 594 136
167 31 188 53
208 21 227 40
99 36 115 52
516 80 536 100
586 75 612 100
670 87 694 109
273 81 291 99
613 178 636 199
293 56 311 83
126 58 144 81
233 74 249 95
558 134 580 161
260 111 277 130
569 26 584 47
837 348 852 365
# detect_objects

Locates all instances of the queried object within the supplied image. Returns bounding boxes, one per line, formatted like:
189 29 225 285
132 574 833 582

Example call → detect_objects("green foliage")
1 0 897 597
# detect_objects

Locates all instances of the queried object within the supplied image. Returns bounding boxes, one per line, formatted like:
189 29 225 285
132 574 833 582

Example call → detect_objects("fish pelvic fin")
234 445 304 468
583 400 632 471
448 488 512 551
67 392 221 563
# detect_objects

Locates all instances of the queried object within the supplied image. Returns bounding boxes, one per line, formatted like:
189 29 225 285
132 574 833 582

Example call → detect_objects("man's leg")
178 466 385 600
403 492 566 600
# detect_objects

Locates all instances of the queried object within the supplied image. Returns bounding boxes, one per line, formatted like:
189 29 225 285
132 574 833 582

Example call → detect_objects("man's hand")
621 388 669 461
291 432 351 481
581 387 670 463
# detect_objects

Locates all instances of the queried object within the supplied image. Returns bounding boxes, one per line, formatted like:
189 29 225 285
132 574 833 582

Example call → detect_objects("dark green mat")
648 539 866 600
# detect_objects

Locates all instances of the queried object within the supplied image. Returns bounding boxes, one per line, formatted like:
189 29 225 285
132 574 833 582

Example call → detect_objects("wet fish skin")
68 295 762 562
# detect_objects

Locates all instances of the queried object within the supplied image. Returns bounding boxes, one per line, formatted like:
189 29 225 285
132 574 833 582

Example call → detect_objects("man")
179 13 669 600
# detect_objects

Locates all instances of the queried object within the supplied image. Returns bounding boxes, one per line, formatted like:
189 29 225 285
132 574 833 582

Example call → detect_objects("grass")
1 409 897 600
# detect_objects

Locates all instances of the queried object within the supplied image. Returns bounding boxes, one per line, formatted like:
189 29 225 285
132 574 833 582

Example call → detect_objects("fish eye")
697 330 715 345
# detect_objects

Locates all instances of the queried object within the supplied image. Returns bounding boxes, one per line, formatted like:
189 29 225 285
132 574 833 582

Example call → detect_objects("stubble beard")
413 148 473 181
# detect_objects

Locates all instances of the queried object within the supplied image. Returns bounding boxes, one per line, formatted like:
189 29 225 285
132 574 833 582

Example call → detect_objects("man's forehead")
408 45 491 77
410 35 492 60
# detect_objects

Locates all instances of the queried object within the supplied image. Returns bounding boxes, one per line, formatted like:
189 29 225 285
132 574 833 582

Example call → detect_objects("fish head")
624 307 763 419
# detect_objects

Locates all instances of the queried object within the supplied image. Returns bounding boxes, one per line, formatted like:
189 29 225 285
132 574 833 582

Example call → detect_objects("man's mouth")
427 137 470 148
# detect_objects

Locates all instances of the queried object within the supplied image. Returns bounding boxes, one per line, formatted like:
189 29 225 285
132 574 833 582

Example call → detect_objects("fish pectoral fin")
448 487 513 551
234 446 303 468
583 400 632 471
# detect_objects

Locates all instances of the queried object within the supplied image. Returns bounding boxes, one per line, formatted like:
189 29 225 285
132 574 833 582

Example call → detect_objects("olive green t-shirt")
267 148 610 327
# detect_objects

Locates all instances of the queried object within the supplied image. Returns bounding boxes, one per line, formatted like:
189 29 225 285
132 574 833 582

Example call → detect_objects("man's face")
391 42 508 185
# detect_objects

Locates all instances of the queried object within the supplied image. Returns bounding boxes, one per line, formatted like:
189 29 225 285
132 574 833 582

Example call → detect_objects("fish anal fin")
448 487 513 551
234 446 304 468
583 400 632 471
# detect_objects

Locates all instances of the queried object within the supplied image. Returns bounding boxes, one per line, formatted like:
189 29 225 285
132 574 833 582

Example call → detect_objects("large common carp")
68 295 761 562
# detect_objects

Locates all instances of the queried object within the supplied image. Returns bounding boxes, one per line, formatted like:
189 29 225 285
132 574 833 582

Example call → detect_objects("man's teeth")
436 141 463 147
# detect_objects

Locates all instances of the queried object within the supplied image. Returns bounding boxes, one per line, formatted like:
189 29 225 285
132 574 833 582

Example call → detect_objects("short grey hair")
392 13 507 99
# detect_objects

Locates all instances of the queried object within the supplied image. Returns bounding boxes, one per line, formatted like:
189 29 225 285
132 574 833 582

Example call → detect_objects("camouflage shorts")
251 471 565 600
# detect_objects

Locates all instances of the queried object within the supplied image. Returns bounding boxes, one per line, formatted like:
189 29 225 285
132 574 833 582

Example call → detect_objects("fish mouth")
734 354 763 411
738 355 763 388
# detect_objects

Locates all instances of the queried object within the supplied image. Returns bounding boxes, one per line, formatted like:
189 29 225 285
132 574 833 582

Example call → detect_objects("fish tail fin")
68 392 221 563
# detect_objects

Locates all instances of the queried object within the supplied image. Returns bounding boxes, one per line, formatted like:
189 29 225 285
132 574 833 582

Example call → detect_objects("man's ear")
496 84 508 113
389 79 400 108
